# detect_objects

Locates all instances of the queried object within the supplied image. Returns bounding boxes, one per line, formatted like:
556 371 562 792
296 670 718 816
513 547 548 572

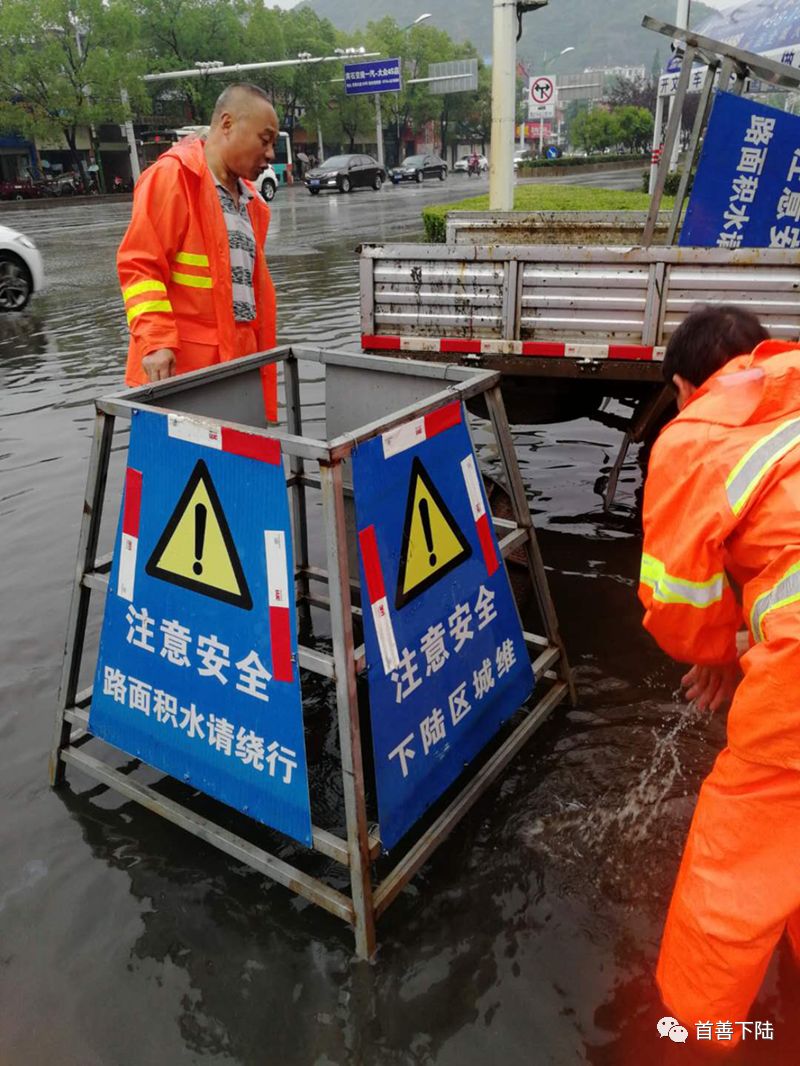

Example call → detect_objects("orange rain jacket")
640 340 800 770
117 137 277 418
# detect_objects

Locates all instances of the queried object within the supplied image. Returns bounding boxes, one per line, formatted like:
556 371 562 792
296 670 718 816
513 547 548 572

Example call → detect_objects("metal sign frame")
642 16 800 245
50 345 574 958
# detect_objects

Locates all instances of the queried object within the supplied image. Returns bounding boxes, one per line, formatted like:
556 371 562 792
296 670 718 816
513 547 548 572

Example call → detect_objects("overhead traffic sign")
90 410 312 844
344 58 401 95
353 402 533 850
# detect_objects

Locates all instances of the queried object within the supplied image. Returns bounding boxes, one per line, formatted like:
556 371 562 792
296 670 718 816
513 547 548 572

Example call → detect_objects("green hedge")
422 183 673 242
517 151 648 172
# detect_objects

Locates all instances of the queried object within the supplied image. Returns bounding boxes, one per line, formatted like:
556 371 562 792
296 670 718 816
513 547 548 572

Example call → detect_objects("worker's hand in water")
142 348 176 383
681 662 742 713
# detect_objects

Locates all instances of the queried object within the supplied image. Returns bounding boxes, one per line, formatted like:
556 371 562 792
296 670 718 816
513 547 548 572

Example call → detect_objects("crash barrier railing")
359 243 800 371
50 345 574 958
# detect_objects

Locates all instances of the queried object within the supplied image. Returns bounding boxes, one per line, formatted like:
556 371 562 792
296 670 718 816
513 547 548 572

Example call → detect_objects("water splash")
578 700 700 848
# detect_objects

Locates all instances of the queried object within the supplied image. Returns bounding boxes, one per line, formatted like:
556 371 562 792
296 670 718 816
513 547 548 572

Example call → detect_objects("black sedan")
389 153 448 184
304 154 386 195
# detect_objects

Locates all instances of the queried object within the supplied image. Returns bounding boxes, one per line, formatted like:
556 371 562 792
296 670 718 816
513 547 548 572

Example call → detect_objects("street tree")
0 0 143 186
134 0 250 122
613 105 654 151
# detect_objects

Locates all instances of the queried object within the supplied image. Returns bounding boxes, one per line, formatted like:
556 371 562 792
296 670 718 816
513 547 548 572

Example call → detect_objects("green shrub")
517 151 647 172
640 168 695 195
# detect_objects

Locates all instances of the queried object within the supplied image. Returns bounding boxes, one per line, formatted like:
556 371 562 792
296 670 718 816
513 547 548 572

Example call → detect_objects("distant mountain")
302 0 717 73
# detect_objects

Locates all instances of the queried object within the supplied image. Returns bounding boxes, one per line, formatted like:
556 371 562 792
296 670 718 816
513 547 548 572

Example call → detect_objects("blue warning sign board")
352 402 533 850
681 92 800 249
89 409 312 845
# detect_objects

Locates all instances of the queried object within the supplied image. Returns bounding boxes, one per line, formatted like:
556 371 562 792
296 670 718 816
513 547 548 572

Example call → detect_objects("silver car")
0 224 44 311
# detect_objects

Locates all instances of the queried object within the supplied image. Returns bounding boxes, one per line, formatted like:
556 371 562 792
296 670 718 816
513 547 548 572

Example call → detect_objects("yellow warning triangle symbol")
146 459 252 610
396 457 471 609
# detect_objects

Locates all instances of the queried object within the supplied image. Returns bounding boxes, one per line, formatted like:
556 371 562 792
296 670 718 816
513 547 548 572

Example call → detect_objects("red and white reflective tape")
362 335 665 363
118 467 143 602
460 455 499 578
358 525 400 674
382 400 462 459
167 414 280 464
264 530 293 683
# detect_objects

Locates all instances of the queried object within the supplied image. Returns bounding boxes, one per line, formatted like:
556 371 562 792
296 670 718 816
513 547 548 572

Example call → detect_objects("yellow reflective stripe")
126 299 173 323
123 279 166 302
174 251 209 267
725 416 800 515
640 553 726 608
750 560 800 642
170 271 213 289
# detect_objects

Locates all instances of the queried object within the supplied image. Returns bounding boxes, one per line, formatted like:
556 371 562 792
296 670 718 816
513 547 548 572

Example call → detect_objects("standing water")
0 190 797 1064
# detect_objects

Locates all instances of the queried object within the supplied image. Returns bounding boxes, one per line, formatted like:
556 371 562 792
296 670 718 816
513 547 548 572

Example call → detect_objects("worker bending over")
639 305 800 1038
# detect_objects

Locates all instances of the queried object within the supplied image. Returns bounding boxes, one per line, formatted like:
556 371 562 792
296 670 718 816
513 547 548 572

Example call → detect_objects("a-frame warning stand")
49 345 574 961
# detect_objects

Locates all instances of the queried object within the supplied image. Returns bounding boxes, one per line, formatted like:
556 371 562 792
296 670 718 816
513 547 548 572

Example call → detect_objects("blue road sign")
344 58 401 95
352 402 533 850
90 409 312 845
681 91 800 250
546 145 561 160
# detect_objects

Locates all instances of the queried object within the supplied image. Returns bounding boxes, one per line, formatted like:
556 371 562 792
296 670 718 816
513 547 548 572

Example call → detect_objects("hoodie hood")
679 340 800 429
161 136 260 197
162 135 208 176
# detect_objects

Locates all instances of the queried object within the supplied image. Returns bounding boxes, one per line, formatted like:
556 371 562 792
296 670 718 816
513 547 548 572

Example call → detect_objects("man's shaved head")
210 83 273 126
205 83 279 183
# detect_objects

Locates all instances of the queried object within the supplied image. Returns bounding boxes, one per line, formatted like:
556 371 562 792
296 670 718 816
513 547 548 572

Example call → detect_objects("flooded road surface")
1 181 797 1065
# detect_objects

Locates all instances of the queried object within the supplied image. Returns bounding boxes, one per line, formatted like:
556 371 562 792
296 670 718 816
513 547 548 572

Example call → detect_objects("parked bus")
150 126 293 184
273 132 293 185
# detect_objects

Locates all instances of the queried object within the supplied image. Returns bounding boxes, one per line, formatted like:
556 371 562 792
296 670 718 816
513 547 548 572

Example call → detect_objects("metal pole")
374 93 384 166
643 44 697 244
50 410 115 785
489 0 517 210
648 89 665 195
539 114 544 156
669 0 692 172
316 118 325 163
666 61 716 244
120 88 141 183
320 459 377 959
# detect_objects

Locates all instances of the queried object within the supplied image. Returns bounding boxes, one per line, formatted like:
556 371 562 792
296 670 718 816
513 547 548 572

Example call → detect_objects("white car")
257 164 278 202
453 154 489 173
0 225 43 311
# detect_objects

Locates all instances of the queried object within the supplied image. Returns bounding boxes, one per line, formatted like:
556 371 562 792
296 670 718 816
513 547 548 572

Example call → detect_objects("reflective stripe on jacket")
640 339 800 768
117 137 277 417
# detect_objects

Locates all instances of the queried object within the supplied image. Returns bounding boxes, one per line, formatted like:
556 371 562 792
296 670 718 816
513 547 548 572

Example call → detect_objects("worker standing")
639 305 800 1042
117 83 280 420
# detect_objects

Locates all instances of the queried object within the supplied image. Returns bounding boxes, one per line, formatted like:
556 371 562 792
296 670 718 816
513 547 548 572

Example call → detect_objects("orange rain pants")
639 341 800 1037
657 748 800 1028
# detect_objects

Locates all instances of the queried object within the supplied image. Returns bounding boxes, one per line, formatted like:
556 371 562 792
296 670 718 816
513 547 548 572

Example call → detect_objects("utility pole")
490 1 548 211
375 94 384 165
489 0 518 210
120 88 141 184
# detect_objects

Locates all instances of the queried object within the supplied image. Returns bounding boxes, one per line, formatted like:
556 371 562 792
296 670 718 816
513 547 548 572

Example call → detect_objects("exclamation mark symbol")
193 502 207 575
419 497 436 567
